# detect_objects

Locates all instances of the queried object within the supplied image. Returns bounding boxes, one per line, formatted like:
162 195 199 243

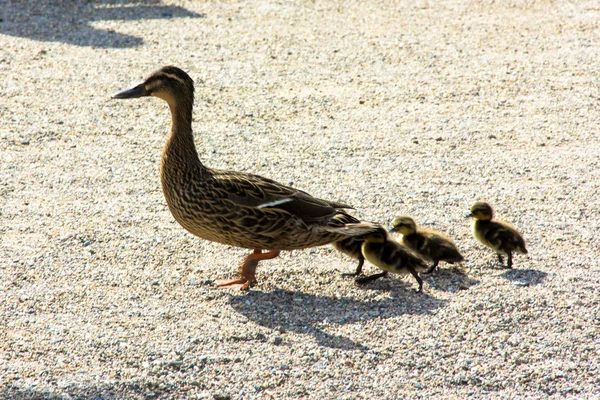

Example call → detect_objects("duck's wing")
209 169 353 222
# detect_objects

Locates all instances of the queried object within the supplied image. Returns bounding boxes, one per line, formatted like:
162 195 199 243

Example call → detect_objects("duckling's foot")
453 262 468 275
355 271 388 285
423 261 439 275
341 259 364 277
216 249 281 290
407 267 424 292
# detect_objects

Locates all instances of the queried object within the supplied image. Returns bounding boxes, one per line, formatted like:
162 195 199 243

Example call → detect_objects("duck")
111 66 377 290
390 216 464 274
337 224 429 292
466 201 527 268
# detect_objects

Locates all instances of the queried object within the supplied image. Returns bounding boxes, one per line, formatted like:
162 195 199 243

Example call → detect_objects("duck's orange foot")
215 277 255 291
214 249 281 291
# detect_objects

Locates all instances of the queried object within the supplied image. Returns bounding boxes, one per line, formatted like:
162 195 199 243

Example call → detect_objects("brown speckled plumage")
467 201 528 268
112 66 375 289
391 216 464 274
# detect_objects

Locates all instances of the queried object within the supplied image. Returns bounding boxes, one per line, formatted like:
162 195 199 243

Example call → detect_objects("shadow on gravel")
500 268 548 286
229 288 445 350
0 0 203 48
0 385 162 400
421 268 480 292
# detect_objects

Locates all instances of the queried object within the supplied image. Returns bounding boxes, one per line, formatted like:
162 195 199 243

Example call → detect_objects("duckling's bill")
111 83 150 99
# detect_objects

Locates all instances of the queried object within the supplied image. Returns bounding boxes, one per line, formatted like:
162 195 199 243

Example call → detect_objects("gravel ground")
1 0 600 398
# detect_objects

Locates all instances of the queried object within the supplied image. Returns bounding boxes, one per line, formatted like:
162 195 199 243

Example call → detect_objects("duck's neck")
161 100 209 182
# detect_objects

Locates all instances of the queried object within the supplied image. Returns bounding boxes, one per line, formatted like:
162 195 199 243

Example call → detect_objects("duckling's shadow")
228 288 444 350
500 268 548 287
0 0 203 48
421 269 480 292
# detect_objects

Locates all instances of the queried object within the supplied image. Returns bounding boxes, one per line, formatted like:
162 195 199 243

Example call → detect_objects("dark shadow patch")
0 382 172 400
350 274 418 292
228 288 445 350
0 0 204 48
500 268 548 287
421 268 480 292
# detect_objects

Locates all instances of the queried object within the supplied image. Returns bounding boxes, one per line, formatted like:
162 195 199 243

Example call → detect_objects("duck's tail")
324 220 383 237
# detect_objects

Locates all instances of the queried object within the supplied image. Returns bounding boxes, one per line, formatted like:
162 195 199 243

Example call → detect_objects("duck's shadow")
228 287 445 350
0 0 203 48
500 268 548 286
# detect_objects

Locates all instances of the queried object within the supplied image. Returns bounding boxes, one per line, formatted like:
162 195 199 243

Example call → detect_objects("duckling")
466 201 527 268
332 236 365 277
340 224 429 292
390 216 464 274
111 66 377 290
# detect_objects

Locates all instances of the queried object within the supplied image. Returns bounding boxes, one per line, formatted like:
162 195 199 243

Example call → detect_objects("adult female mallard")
112 66 375 289
467 201 528 268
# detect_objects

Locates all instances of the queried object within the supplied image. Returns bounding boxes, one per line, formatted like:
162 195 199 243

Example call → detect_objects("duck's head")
390 216 417 235
111 66 194 107
362 226 389 244
466 201 493 220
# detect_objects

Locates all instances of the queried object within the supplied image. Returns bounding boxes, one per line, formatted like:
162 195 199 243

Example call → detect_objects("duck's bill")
111 83 149 99
465 212 473 218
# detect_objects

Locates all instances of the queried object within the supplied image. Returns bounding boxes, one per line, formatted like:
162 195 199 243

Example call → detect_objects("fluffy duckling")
467 201 527 268
340 224 429 292
390 216 464 274
332 237 365 277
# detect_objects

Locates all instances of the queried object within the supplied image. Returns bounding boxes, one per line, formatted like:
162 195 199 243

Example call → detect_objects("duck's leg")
423 260 439 275
342 257 364 277
216 249 281 290
355 271 388 284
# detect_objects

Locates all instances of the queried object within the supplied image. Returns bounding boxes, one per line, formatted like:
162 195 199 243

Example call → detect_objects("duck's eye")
145 79 164 93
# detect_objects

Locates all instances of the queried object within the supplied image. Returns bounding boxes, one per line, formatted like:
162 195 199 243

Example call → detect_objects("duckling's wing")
484 222 526 253
367 240 429 273
434 239 465 262
496 221 528 253
210 170 353 221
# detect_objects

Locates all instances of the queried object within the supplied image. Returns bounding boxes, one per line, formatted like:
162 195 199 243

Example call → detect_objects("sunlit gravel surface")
1 1 599 398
